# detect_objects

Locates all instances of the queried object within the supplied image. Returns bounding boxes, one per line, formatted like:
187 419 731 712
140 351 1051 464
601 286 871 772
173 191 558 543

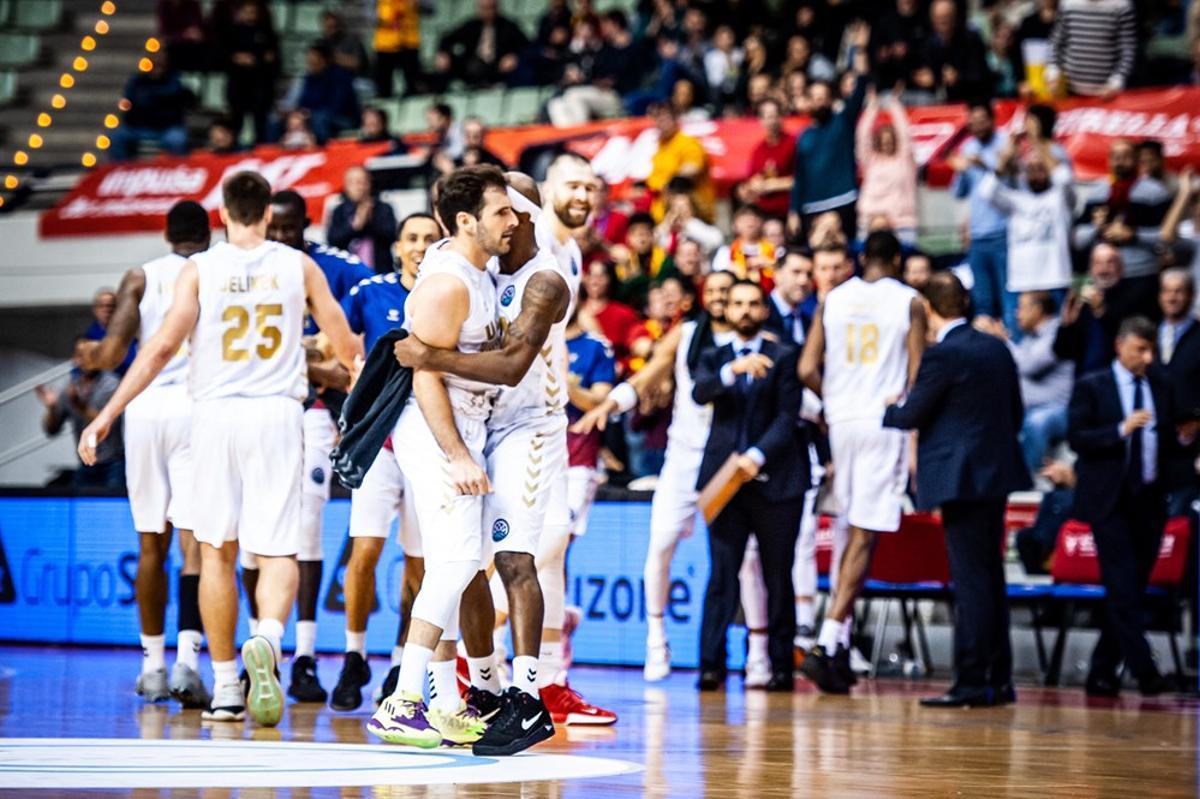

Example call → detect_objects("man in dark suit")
1068 316 1188 697
1158 268 1200 425
883 272 1031 707
692 279 807 691
763 247 814 346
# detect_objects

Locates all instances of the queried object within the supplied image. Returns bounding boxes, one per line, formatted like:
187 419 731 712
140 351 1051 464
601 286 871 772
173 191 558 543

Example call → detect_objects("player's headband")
506 185 541 219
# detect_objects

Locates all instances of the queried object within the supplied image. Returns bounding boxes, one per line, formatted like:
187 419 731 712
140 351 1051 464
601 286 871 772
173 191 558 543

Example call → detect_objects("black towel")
331 328 413 489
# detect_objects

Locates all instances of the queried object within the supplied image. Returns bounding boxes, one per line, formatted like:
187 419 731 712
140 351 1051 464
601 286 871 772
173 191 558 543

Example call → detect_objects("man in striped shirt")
1047 0 1137 98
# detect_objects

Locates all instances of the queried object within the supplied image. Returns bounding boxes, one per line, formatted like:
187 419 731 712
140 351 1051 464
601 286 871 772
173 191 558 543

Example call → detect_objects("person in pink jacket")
855 84 919 245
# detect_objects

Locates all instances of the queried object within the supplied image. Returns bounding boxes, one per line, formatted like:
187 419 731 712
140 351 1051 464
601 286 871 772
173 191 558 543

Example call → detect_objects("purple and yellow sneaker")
429 702 488 746
367 692 442 748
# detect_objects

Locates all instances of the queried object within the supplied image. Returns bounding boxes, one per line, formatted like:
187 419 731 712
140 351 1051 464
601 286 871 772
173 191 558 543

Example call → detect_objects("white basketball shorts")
124 383 194 534
828 418 908 534
349 444 422 557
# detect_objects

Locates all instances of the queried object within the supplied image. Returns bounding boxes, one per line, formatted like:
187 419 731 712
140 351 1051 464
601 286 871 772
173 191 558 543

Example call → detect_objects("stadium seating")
12 0 60 31
0 70 16 106
0 32 38 67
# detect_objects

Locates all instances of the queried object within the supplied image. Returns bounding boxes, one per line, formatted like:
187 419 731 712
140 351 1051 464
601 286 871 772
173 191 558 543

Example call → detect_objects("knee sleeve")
537 525 569 631
411 560 479 632
298 492 325 562
440 597 461 642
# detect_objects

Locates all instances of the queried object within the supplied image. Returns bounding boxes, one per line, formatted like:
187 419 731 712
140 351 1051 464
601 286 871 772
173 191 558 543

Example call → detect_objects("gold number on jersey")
221 304 283 362
845 323 879 365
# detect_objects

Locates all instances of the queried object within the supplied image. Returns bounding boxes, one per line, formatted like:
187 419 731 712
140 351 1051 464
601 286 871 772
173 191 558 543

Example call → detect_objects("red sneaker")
456 655 470 698
540 682 617 726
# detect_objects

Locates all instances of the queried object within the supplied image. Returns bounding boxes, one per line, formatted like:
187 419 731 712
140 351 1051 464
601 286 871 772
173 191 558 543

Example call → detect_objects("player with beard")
574 270 737 683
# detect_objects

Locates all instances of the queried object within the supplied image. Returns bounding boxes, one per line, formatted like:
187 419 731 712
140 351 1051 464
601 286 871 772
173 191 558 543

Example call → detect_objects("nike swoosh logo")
521 712 543 731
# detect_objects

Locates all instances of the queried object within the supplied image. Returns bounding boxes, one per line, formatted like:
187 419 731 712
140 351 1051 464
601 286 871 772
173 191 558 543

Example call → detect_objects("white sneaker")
848 646 872 675
135 667 169 703
644 641 671 682
201 682 246 722
744 656 772 689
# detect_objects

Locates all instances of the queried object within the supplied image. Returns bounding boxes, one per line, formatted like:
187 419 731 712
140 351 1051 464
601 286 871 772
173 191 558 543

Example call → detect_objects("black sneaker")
472 687 555 756
288 655 328 703
374 664 402 707
833 646 859 686
464 685 503 721
330 652 372 711
798 645 851 694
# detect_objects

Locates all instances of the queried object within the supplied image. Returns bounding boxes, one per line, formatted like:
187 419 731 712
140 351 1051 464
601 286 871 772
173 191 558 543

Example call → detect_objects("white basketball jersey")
404 242 501 421
535 211 583 315
138 252 191 388
188 241 308 402
821 276 917 425
666 321 736 451
490 250 572 429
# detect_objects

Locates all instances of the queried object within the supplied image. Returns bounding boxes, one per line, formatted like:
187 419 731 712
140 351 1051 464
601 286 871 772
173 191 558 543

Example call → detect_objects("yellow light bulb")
60 74 75 88
117 98 131 111
138 57 152 72
145 38 160 53
14 151 28 166
104 113 119 129
101 2 116 15
51 94 66 109
37 113 51 127
4 175 17 190
0 197 6 208
82 152 97 167
74 56 89 71
95 20 109 34
96 135 110 149
28 134 43 149
81 36 96 51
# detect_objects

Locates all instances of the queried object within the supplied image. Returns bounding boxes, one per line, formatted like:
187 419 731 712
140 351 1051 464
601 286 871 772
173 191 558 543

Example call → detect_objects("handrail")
0 360 72 406
0 434 58 470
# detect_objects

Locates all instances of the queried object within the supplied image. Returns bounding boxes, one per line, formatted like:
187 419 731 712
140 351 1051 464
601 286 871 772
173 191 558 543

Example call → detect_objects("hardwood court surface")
0 645 1195 798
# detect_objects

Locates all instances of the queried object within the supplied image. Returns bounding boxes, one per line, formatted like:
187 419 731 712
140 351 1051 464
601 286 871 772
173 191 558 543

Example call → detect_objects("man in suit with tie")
764 248 814 346
883 272 1031 707
1068 315 1188 697
692 279 807 691
1158 268 1200 427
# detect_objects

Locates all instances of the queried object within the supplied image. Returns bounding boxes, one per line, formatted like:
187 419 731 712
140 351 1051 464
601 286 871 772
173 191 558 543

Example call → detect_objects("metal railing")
0 359 72 469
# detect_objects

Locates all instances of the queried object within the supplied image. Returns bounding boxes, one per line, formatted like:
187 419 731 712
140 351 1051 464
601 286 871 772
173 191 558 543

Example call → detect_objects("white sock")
469 655 501 694
391 645 404 667
817 618 842 652
345 630 367 656
492 627 507 655
176 630 202 671
646 615 667 647
839 618 853 650
512 655 539 698
428 660 459 711
256 618 284 664
140 634 165 674
213 658 239 690
248 618 259 636
796 599 815 630
295 620 317 658
397 644 434 699
748 632 769 663
537 641 564 688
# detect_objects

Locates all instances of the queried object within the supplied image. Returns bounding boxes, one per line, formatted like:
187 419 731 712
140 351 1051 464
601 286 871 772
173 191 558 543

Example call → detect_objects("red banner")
39 141 390 238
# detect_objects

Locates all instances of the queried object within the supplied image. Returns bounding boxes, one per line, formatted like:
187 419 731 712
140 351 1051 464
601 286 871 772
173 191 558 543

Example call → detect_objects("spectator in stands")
653 190 724 258
612 212 665 308
37 338 124 489
282 44 359 144
590 180 630 246
279 110 317 150
673 6 711 95
666 237 708 282
81 288 136 376
222 0 278 145
1013 0 1059 98
157 0 207 72
646 103 715 222
855 85 917 244
546 15 627 127
735 34 772 112
373 0 423 97
1075 140 1171 289
1158 269 1200 423
433 0 528 89
358 107 407 155
1048 0 1136 98
581 260 641 376
670 78 709 123
763 218 786 257
111 52 193 161
713 205 775 280
1054 243 1160 375
205 0 271 46
786 23 869 241
950 101 1012 330
904 251 933 290
317 9 367 77
987 18 1020 98
703 24 743 111
810 242 854 305
781 34 836 84
871 0 928 89
912 0 992 102
736 98 795 221
327 166 397 274
1015 459 1076 574
1023 104 1073 178
456 117 505 168
1067 316 1180 698
205 118 239 154
1160 168 1200 312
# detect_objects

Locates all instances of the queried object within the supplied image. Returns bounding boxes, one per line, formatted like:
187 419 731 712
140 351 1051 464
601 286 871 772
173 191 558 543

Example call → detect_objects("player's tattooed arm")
79 268 145 372
798 303 826 396
395 270 569 387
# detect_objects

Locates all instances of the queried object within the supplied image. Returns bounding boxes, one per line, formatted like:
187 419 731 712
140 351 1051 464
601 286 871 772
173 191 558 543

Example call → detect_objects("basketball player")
330 212 441 711
234 189 372 703
573 269 737 683
798 232 926 693
76 200 211 708
79 171 363 726
369 165 548 753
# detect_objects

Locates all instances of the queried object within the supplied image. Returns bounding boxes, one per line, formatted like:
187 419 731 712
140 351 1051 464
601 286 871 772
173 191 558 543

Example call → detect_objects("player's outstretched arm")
395 270 569 387
78 268 145 372
303 255 364 370
78 262 200 465
570 322 682 434
798 304 826 395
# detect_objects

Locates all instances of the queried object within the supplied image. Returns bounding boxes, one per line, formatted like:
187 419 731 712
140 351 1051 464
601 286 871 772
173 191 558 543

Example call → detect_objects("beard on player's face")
554 195 591 228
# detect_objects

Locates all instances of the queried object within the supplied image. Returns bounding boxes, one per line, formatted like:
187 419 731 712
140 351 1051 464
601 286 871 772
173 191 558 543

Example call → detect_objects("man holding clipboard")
693 279 808 691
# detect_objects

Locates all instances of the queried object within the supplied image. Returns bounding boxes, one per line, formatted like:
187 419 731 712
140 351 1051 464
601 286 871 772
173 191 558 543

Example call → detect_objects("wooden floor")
0 645 1196 798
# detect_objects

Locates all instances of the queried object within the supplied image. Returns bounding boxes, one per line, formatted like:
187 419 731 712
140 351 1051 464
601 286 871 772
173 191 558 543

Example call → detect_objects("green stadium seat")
0 0 11 27
0 70 16 105
13 0 60 31
179 71 204 97
504 87 541 126
292 2 326 35
471 87 505 125
398 96 430 133
270 0 292 32
442 91 471 122
281 37 310 74
202 74 227 111
0 33 38 67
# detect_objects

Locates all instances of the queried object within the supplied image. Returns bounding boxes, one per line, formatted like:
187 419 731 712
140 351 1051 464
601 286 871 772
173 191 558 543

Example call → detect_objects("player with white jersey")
798 232 927 694
80 171 362 728
574 270 737 683
77 200 211 709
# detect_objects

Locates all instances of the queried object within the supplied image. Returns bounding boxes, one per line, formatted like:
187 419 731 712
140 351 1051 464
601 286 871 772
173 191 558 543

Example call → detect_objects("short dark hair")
665 176 694 195
813 241 847 258
862 230 901 269
435 165 507 236
397 212 437 237
269 189 306 217
604 10 628 30
430 102 453 120
627 211 655 230
968 100 994 118
921 272 970 318
165 200 210 244
734 203 764 219
1027 104 1056 139
1117 315 1157 343
648 101 678 118
1136 139 1164 158
308 43 333 61
729 278 765 299
1024 290 1057 317
786 239 812 257
363 106 388 127
223 171 272 225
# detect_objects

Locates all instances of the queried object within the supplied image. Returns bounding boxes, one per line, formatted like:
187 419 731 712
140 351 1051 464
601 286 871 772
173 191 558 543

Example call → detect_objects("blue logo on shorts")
570 257 579 276
500 285 516 306
491 519 510 542
311 467 326 485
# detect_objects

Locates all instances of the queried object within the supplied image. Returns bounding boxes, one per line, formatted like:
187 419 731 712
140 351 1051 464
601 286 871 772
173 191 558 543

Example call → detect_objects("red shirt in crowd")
747 132 796 219
591 300 642 375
